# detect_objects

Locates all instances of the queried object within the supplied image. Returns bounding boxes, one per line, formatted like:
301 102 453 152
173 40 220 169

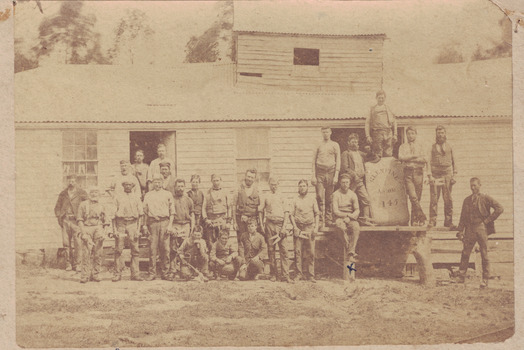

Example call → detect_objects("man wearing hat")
111 178 144 282
54 174 88 271
147 143 175 190
202 174 231 252
110 160 140 198
159 162 176 195
398 126 428 226
76 186 111 283
142 173 176 281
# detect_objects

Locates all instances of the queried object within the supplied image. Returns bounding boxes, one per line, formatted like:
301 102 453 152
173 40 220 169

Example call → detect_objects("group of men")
54 90 504 288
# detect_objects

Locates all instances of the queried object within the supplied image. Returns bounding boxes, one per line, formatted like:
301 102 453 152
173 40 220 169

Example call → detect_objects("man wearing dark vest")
54 174 88 271
233 168 261 246
188 174 204 228
428 125 457 229
455 177 503 288
202 174 231 252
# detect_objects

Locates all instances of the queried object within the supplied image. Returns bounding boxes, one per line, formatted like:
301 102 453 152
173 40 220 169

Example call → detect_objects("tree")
15 38 38 73
184 1 235 63
108 9 155 65
434 44 465 64
32 2 108 64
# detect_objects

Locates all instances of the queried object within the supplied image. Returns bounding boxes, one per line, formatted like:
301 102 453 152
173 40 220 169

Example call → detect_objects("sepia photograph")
8 0 520 347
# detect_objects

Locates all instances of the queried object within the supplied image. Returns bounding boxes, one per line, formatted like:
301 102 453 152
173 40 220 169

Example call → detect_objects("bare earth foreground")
16 265 514 348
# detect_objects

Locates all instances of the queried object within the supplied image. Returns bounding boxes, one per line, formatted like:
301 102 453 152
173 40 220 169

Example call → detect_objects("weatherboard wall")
236 33 384 92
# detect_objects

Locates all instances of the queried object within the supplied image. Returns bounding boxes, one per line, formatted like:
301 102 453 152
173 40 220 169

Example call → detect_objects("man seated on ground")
238 218 267 281
333 174 361 265
177 227 210 282
210 230 239 280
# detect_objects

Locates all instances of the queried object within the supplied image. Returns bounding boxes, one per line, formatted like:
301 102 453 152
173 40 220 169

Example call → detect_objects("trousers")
459 223 490 280
371 128 393 158
62 217 82 269
238 258 265 280
147 219 168 277
264 220 290 279
114 218 140 278
294 223 315 278
334 218 360 261
429 170 453 226
404 168 427 224
80 225 104 280
315 167 335 222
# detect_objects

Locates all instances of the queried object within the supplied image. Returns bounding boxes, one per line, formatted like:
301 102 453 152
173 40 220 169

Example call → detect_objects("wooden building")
15 5 513 263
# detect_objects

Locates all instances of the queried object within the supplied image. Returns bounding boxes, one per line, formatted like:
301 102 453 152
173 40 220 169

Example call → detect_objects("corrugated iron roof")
15 57 512 124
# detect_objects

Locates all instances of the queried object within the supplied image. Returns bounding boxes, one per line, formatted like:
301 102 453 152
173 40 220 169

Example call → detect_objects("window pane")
76 163 87 175
63 162 75 175
294 48 320 66
75 146 86 160
63 146 74 160
76 177 86 189
63 132 75 146
86 162 97 175
75 131 85 146
87 146 97 160
86 131 97 145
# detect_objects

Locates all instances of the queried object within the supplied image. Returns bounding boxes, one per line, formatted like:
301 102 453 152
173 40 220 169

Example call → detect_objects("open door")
130 131 176 176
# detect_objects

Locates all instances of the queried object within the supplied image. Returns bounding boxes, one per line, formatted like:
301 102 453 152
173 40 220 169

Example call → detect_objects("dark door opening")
130 131 176 175
332 127 404 158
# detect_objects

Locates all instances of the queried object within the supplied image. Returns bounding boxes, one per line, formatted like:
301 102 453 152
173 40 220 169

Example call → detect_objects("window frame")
62 130 98 188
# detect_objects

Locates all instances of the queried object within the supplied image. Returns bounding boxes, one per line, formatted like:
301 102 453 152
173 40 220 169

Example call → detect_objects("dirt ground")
16 264 514 348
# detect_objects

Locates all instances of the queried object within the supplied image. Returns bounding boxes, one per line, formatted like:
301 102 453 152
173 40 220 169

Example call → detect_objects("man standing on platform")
290 180 320 283
76 187 110 283
455 177 503 288
147 143 175 191
132 149 149 198
233 169 260 245
312 127 340 226
428 125 458 229
259 177 293 283
169 179 195 280
142 174 175 281
340 133 374 226
111 179 144 282
188 174 204 228
54 174 88 271
110 160 140 198
202 174 231 252
333 174 361 265
398 126 428 226
365 90 397 161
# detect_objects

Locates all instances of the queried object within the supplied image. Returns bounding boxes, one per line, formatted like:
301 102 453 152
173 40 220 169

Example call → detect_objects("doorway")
332 127 404 158
129 131 176 175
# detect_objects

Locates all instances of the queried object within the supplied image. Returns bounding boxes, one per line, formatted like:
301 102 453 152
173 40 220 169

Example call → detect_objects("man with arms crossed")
312 127 340 226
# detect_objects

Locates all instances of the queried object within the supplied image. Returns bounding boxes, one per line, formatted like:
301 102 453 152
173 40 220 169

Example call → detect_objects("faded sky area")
14 0 510 70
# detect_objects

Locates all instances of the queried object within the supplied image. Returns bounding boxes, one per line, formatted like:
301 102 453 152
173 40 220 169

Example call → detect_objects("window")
293 48 320 66
236 128 270 183
62 130 98 188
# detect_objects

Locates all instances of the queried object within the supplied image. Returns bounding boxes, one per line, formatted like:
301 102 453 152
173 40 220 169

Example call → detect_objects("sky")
13 0 510 69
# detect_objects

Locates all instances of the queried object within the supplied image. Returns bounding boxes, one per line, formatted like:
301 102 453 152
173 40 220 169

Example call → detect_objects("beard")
348 144 358 151
175 190 184 196
436 134 447 144
299 188 308 196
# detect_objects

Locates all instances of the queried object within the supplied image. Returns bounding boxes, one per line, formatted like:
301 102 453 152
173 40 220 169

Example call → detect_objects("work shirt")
77 200 108 227
332 189 359 218
203 188 230 216
114 191 143 219
187 189 204 216
143 189 175 219
173 194 194 224
314 140 340 170
131 163 149 190
239 231 267 261
162 175 176 194
368 104 395 130
110 173 140 198
210 239 237 262
177 238 208 260
291 194 319 225
399 140 427 170
147 157 175 183
260 192 289 223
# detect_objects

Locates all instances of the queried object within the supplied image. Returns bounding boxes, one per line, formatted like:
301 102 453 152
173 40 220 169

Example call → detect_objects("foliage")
32 2 108 64
434 45 465 64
